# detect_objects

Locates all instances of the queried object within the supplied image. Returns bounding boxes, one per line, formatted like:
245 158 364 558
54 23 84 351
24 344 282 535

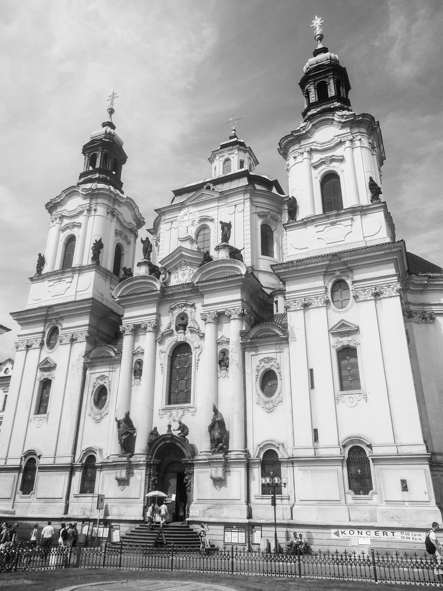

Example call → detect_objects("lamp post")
261 471 287 553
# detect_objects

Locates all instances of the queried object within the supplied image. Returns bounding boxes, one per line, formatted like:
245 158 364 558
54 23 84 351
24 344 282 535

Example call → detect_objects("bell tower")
279 17 393 260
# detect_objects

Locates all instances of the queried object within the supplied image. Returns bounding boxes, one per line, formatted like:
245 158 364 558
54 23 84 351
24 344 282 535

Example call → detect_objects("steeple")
78 92 128 192
208 116 258 178
299 16 352 121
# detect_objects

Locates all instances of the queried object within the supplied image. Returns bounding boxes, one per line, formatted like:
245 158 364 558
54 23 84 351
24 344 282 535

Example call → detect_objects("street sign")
97 494 105 510
331 529 425 542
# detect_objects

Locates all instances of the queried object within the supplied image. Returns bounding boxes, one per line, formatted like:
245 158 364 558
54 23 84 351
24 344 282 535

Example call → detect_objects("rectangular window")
239 159 245 169
309 369 315 389
36 380 51 414
337 347 361 391
313 428 319 443
1 393 7 412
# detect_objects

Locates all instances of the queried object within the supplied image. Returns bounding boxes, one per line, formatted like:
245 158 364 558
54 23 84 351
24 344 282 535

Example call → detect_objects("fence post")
119 543 123 569
231 545 234 575
102 542 108 568
296 544 301 578
371 548 377 583
170 543 174 571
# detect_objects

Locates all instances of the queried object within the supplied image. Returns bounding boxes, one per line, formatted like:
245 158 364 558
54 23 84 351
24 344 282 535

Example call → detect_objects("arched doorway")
147 433 194 522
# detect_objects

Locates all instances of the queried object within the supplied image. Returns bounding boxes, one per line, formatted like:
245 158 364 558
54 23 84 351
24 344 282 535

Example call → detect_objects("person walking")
30 523 39 547
58 523 68 548
0 523 10 550
71 523 78 548
146 503 154 530
199 523 209 552
160 502 168 527
427 522 443 581
40 521 54 560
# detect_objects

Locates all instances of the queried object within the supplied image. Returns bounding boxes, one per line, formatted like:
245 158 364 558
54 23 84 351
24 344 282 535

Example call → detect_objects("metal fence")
1 543 442 585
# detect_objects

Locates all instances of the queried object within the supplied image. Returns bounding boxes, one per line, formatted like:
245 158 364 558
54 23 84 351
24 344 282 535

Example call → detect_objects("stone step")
121 522 201 549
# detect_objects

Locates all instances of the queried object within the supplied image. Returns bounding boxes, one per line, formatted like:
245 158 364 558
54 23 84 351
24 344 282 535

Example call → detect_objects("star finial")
310 15 324 36
226 114 241 132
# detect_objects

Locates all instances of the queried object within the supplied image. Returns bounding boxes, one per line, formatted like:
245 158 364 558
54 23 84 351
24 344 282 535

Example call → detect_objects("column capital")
201 311 219 324
120 324 136 336
225 307 246 320
141 320 158 333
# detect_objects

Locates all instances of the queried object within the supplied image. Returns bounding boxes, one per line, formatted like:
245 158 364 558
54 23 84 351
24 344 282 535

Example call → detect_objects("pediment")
113 275 161 298
182 187 220 206
329 320 359 336
245 323 288 341
38 357 57 370
160 245 203 270
86 345 119 361
192 259 246 284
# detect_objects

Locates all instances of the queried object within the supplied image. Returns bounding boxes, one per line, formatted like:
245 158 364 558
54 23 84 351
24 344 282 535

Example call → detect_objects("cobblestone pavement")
59 581 239 591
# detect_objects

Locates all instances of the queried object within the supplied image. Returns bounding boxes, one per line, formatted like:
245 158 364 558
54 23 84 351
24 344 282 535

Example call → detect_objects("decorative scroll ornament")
88 374 111 423
403 309 436 324
332 335 359 349
255 357 283 413
15 340 29 351
353 282 401 301
141 320 157 333
158 406 197 422
225 307 246 320
201 311 219 324
285 294 329 311
120 324 135 336
29 415 48 428
336 392 367 408
28 338 44 349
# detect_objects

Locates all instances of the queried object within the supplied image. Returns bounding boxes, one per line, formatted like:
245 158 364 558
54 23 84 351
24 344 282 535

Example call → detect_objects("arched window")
113 244 122 277
112 159 119 175
260 224 274 257
196 226 211 252
316 80 329 102
168 343 192 405
21 458 37 495
337 347 361 391
331 280 350 309
80 455 97 494
335 80 342 97
223 158 232 174
89 153 97 169
36 379 51 415
321 173 343 213
102 153 109 169
62 236 76 269
347 446 373 495
261 449 282 494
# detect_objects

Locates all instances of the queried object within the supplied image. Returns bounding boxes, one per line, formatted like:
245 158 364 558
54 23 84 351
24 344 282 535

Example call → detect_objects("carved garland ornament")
403 309 435 324
255 357 283 412
336 392 367 408
88 374 111 423
285 295 329 310
352 282 401 301
158 406 197 422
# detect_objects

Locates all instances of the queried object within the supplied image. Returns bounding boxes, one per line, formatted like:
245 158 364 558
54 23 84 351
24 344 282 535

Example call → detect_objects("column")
105 210 117 270
302 149 315 217
132 320 157 454
200 311 219 452
115 324 136 418
74 207 90 266
343 139 359 206
45 215 62 271
226 308 246 453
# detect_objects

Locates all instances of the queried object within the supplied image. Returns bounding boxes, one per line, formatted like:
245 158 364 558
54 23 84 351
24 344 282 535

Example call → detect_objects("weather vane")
226 114 242 133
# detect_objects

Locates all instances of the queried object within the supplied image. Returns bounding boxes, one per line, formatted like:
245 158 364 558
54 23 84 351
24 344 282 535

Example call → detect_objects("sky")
0 0 442 360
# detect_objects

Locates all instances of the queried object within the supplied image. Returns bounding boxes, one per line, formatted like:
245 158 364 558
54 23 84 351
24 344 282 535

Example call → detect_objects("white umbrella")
146 490 167 498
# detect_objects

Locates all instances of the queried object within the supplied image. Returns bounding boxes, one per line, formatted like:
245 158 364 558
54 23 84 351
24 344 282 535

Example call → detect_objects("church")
0 18 442 550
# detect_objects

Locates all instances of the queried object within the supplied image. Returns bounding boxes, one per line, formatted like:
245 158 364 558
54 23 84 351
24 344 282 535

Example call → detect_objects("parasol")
146 490 168 505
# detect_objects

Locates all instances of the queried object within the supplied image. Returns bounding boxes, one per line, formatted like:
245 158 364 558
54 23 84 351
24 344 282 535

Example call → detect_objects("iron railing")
1 543 441 585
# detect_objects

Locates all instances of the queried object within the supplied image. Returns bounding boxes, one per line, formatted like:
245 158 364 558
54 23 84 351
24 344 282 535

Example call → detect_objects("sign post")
96 494 105 544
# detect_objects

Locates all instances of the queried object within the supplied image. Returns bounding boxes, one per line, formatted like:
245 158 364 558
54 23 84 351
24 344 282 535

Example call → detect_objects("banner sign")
331 529 425 542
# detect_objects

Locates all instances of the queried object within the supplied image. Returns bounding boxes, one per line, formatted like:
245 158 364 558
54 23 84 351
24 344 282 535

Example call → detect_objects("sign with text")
97 494 105 510
331 529 425 542
224 526 246 545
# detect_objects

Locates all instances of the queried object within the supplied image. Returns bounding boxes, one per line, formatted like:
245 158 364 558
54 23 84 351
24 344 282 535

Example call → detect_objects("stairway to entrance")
121 522 201 549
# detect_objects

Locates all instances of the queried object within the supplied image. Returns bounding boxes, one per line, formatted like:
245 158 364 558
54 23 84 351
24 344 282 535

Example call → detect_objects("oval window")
93 386 108 410
46 327 59 350
331 280 351 309
261 370 278 398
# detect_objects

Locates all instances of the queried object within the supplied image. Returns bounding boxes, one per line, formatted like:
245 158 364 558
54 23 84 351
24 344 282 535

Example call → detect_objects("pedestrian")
58 522 68 548
178 501 185 522
199 523 209 552
40 521 54 560
71 523 78 547
30 523 39 547
66 523 74 547
426 522 443 581
160 501 168 527
146 503 154 530
10 523 18 543
288 531 299 554
0 523 10 550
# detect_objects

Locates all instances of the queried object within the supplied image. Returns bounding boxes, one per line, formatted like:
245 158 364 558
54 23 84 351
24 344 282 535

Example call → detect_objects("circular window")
261 370 278 398
93 386 108 410
46 326 60 350
331 280 351 310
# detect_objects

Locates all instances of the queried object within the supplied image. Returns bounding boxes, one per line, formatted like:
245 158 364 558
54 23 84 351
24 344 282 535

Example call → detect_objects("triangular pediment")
159 245 203 271
38 357 57 370
329 320 359 336
182 187 220 206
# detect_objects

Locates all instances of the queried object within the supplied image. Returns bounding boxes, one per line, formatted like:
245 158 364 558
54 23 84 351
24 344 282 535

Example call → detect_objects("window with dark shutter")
260 224 274 257
321 173 343 213
168 343 192 405
337 347 361 391
113 244 122 277
347 446 373 495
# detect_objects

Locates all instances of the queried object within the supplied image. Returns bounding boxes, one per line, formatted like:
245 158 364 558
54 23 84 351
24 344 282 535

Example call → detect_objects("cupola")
208 116 258 178
78 92 128 192
299 16 352 121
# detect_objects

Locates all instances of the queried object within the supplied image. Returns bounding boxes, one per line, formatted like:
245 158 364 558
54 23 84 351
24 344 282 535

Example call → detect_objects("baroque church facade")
1 22 443 547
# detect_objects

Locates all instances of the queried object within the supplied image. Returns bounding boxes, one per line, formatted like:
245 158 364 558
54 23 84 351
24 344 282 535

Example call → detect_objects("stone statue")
115 411 136 457
220 221 232 243
36 253 45 275
173 420 189 442
91 238 104 264
141 235 153 261
176 314 188 332
148 426 159 446
208 404 228 454
133 359 143 380
218 350 229 370
120 267 133 282
368 176 382 203
288 196 297 222
199 251 213 267
147 261 161 279
229 247 243 262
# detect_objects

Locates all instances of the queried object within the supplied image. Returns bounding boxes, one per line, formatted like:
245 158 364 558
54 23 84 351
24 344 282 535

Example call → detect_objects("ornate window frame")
19 451 40 498
342 438 376 500
195 223 212 253
328 276 353 311
330 321 366 408
45 321 62 352
255 356 282 412
88 374 111 422
256 212 280 261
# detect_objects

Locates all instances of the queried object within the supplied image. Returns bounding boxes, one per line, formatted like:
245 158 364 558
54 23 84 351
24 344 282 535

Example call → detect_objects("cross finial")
310 15 324 36
226 114 242 133
107 91 119 109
